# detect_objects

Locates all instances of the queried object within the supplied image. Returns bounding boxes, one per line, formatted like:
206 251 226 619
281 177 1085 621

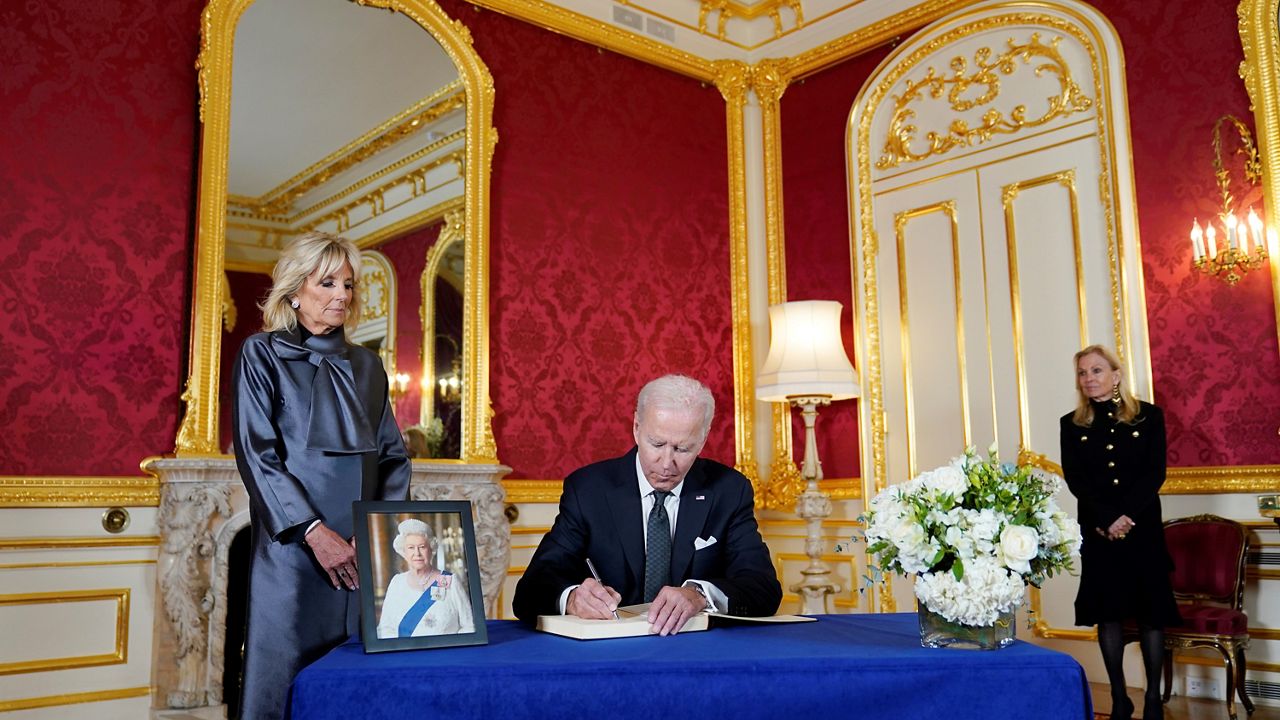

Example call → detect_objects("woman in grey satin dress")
232 231 411 720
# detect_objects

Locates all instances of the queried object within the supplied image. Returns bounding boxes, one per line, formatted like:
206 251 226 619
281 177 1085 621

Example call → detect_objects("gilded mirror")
178 0 497 462
1240 0 1280 343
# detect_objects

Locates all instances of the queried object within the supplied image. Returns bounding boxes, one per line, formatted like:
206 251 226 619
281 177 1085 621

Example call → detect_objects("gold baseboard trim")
0 476 159 507
1163 465 1280 494
502 479 562 504
0 686 150 713
0 536 160 550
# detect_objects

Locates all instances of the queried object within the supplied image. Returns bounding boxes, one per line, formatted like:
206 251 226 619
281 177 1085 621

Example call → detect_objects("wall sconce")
756 300 859 614
390 372 412 399
1189 115 1271 285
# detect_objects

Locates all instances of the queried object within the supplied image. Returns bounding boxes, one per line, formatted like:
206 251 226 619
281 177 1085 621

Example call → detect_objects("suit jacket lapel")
604 449 645 593
671 460 712 584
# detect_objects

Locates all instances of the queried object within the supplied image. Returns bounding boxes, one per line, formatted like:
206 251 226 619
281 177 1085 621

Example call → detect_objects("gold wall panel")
501 479 563 504
0 588 129 675
0 537 160 550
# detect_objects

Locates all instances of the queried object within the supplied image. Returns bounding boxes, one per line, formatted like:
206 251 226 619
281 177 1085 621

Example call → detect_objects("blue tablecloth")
290 613 1092 720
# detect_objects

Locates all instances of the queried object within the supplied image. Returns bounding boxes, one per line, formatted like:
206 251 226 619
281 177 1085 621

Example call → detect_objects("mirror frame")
177 0 498 462
419 208 464 428
1240 0 1280 352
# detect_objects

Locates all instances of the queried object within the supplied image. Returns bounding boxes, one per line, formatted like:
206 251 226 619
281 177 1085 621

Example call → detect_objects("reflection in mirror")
412 212 465 458
216 0 466 456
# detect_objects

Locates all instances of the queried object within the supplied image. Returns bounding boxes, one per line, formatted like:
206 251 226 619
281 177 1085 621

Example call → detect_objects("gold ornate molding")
0 477 160 508
782 0 984 80
502 479 563 503
876 34 1093 170
1239 0 1280 364
713 59 764 497
181 0 498 463
230 84 464 217
1164 465 1280 494
468 0 716 81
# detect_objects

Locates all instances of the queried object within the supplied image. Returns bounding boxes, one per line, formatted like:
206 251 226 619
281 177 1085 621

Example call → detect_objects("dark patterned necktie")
644 490 673 602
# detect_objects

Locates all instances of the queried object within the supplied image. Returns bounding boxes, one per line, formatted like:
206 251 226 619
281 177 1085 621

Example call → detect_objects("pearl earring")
291 299 300 309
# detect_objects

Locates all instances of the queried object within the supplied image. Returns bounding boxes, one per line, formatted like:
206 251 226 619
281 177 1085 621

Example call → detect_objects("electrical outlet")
1186 677 1223 698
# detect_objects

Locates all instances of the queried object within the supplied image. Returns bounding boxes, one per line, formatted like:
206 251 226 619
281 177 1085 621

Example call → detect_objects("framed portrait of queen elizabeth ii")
353 500 488 652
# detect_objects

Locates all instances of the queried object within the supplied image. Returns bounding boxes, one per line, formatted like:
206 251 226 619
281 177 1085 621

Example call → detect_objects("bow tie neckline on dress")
270 328 377 454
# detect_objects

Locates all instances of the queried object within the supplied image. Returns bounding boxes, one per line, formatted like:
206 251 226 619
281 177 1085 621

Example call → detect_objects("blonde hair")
1071 344 1140 426
260 231 362 333
635 374 715 442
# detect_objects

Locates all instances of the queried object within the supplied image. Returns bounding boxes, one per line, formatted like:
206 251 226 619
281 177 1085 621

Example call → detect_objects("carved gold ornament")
876 33 1093 170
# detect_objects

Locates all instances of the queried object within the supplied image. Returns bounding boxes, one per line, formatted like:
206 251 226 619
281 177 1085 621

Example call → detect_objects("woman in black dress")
1060 344 1180 720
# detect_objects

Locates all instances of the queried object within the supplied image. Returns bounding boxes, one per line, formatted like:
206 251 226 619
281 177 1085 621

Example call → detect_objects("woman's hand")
1106 514 1135 541
306 522 359 590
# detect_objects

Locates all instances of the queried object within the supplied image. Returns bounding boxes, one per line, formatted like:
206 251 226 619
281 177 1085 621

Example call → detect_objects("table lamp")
756 300 859 614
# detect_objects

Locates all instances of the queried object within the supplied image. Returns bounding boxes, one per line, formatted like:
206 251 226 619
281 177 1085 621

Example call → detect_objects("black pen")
584 557 620 619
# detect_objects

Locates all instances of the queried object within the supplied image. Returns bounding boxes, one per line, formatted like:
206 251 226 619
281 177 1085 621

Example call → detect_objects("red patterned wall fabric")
782 0 1280 469
437 0 736 478
219 270 273 451
1089 0 1280 465
780 47 893 480
0 0 202 475
378 222 441 430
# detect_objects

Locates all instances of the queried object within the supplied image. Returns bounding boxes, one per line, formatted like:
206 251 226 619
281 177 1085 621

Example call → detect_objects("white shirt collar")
634 453 684 499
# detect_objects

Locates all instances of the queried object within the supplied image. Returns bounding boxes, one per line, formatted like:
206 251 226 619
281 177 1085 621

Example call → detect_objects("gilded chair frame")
176 0 498 462
1128 514 1253 720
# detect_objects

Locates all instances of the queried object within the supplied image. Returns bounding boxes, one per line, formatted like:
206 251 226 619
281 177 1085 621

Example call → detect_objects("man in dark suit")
513 375 782 635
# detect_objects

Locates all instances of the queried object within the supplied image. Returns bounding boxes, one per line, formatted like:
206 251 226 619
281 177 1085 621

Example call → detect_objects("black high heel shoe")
1141 694 1163 720
1110 695 1134 720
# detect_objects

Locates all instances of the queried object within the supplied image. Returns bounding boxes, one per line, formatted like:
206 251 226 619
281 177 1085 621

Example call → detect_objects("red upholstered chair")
1162 514 1254 720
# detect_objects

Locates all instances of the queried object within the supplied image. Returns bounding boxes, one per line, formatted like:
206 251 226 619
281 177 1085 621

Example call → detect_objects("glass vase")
917 604 1016 650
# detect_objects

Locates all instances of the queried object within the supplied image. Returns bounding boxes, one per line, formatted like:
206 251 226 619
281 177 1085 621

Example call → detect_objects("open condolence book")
536 604 815 640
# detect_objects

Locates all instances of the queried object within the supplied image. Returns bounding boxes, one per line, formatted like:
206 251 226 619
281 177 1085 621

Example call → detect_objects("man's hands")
647 585 705 636
567 577 621 619
306 522 359 590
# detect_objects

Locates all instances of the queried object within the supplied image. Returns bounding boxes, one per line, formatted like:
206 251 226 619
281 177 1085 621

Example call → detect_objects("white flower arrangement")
862 446 1082 627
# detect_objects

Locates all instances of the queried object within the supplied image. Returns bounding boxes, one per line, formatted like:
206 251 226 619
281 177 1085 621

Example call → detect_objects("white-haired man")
513 375 781 635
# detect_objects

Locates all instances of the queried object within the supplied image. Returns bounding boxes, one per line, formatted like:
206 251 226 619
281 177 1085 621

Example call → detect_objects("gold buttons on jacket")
1080 435 1087 442
1106 444 1114 450
1133 431 1140 437
1108 461 1115 468
1110 428 1115 433
1112 479 1120 485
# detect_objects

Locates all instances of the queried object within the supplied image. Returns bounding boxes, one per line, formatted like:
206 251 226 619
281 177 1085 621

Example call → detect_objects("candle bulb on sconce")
1188 115 1270 284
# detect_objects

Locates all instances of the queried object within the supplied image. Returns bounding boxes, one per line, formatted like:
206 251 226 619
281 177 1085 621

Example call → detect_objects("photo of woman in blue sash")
376 518 475 637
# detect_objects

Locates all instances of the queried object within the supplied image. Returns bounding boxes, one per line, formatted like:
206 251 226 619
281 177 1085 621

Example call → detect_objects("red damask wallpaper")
0 0 202 475
1091 0 1280 465
436 0 736 478
781 0 1280 469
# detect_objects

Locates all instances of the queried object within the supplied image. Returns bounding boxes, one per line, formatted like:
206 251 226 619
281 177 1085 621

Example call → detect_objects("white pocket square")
694 536 718 551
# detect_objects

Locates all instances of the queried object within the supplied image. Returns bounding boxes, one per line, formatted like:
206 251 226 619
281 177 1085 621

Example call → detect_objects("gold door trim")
0 537 161 550
0 588 130 676
894 201 968 478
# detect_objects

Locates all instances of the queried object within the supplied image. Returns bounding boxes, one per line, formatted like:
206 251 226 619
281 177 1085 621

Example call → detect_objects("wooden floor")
1091 683 1278 719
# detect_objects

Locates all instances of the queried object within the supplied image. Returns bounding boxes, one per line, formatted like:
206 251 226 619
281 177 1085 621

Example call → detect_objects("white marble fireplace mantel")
146 456 510 710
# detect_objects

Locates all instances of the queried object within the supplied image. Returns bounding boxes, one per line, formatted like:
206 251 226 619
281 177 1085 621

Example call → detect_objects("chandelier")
1189 115 1271 285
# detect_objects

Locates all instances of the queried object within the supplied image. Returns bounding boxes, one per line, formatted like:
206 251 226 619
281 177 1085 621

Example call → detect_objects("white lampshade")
756 300 859 402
